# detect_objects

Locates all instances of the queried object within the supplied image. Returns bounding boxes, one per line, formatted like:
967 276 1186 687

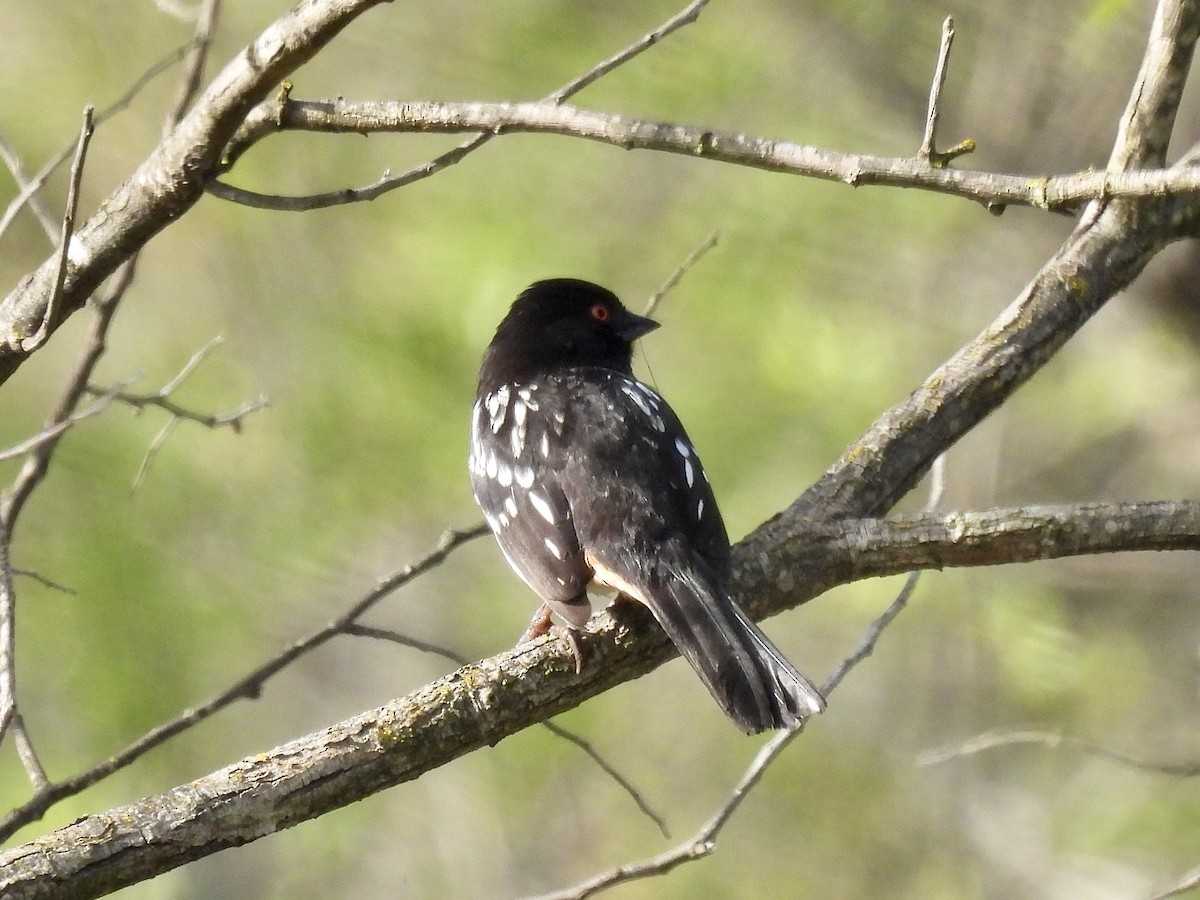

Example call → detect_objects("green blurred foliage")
2 0 1200 897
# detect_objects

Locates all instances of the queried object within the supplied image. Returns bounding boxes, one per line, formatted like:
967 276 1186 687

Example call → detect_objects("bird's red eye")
590 303 610 322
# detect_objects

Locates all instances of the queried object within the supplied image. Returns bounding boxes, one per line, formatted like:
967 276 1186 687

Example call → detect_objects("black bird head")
479 279 659 393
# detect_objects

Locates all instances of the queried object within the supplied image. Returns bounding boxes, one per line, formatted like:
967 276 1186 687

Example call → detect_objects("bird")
468 278 825 733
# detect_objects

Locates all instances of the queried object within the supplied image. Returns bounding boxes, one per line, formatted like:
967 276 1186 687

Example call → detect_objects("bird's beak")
617 311 660 342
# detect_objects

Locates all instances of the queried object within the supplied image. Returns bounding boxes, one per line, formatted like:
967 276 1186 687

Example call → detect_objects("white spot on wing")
697 497 705 519
515 467 534 488
544 536 565 559
620 383 653 417
486 386 510 433
528 492 556 524
684 458 695 488
497 463 513 487
517 386 540 410
539 431 550 458
674 437 691 458
504 496 518 518
485 453 498 480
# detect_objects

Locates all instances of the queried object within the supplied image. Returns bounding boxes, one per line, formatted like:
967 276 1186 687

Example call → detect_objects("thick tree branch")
1 498 1195 897
732 501 1200 618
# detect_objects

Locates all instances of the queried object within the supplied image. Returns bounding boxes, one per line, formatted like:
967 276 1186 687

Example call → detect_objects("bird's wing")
470 389 591 607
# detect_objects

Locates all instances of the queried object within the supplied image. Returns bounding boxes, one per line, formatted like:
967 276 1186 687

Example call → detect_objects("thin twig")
0 522 49 788
643 231 719 318
0 522 18 745
917 728 1200 777
1 261 136 528
131 418 180 489
545 0 710 104
0 390 121 462
128 389 267 485
81 337 269 486
917 17 972 166
11 568 77 595
211 0 711 211
342 623 468 666
541 721 671 839
0 131 60 242
165 0 221 130
10 713 49 790
19 107 94 352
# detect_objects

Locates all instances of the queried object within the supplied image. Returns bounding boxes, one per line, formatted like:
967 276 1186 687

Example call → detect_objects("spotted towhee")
469 278 824 733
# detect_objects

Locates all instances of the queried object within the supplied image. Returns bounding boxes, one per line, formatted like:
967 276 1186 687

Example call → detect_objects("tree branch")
917 17 973 167
1109 0 1198 172
212 97 1200 212
1 497 1195 896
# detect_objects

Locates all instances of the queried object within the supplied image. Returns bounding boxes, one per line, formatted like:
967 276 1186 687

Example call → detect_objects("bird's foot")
518 603 555 644
555 624 586 674
516 603 586 674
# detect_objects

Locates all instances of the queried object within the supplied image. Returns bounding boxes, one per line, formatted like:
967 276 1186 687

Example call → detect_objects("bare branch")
917 728 1200 777
0 523 18 744
0 262 136 528
165 0 222 131
0 391 120 463
343 623 669 836
917 17 974 167
1109 0 1200 171
0 131 60 242
11 568 77 595
737 500 1200 615
766 191 1196 532
540 721 670 840
342 623 467 666
544 0 709 104
82 336 270 485
0 523 50 789
9 713 49 791
643 231 719 318
18 107 94 354
210 98 1200 213
525 724 798 900
213 0 711 210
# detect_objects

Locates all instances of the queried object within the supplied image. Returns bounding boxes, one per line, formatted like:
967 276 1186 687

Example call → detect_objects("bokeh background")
3 1 1200 897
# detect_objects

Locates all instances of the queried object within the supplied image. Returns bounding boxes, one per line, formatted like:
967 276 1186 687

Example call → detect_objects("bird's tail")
643 566 825 734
